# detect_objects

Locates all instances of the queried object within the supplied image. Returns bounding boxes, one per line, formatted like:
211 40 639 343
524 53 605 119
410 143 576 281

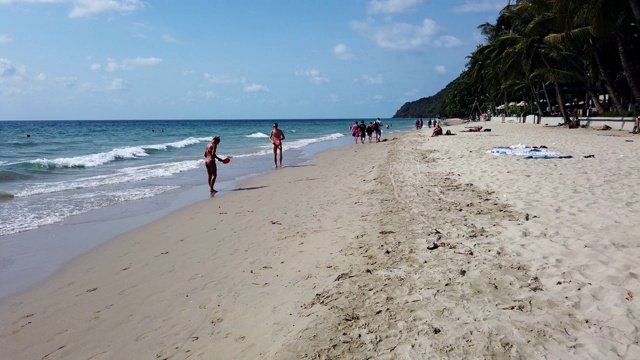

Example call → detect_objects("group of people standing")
351 118 383 144
204 122 285 193
416 118 440 130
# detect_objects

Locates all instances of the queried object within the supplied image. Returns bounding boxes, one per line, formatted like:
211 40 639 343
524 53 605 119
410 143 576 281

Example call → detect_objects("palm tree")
629 0 640 30
555 0 639 109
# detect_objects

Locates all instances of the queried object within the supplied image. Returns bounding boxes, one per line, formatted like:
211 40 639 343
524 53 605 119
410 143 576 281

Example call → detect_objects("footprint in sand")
42 345 67 360
234 335 246 343
86 351 110 360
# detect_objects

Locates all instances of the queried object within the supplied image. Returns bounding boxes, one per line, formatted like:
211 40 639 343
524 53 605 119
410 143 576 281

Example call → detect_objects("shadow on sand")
232 186 268 192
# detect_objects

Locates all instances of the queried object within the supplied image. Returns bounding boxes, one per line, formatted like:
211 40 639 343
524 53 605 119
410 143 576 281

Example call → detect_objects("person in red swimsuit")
269 122 285 168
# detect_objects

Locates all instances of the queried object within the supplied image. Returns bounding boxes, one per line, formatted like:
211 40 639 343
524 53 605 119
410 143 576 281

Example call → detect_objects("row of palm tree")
465 0 640 122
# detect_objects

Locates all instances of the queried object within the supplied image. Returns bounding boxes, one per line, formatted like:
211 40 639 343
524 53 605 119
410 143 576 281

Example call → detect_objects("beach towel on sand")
487 144 571 159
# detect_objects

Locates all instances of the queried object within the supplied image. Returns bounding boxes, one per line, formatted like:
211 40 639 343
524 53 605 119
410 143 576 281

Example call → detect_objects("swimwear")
205 158 216 170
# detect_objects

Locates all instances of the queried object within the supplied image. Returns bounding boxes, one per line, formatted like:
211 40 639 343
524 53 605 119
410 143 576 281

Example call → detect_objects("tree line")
394 0 640 122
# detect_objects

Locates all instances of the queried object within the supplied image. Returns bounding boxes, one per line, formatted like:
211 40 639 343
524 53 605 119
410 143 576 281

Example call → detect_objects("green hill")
392 82 450 119
392 73 475 119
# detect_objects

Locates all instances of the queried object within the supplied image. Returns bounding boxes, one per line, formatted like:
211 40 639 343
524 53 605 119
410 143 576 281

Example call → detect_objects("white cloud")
333 43 356 61
244 84 269 93
351 18 456 50
78 82 98 93
4 87 28 96
100 57 162 72
69 0 143 18
203 73 246 85
367 0 424 14
34 72 46 81
452 0 506 13
434 35 463 48
56 76 77 87
0 58 17 77
329 93 340 102
123 57 162 66
372 95 384 101
0 0 144 18
0 34 12 43
203 91 218 99
187 90 218 100
359 74 384 85
106 58 119 72
0 58 26 82
435 65 447 73
108 78 130 91
295 69 329 84
162 34 178 43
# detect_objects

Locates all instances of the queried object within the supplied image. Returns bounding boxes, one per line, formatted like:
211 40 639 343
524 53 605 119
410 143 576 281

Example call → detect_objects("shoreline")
0 133 357 301
2 122 639 359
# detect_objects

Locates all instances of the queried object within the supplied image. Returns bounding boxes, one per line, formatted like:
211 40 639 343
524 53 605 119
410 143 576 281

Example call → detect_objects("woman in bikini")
204 136 223 193
351 121 359 144
269 122 285 168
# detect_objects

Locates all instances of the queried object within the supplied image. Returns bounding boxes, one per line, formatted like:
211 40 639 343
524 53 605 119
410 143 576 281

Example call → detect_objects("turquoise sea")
0 118 417 298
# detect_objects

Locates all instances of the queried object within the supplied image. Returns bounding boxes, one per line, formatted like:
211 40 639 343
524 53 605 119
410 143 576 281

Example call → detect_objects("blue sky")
0 0 508 120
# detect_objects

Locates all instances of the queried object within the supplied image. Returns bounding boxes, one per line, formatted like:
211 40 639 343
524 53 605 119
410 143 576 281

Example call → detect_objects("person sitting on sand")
431 123 443 137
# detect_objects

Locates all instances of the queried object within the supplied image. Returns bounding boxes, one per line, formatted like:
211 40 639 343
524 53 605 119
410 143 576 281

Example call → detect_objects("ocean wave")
27 136 209 169
285 132 344 150
14 159 202 197
0 191 14 201
229 132 345 159
0 186 178 236
246 132 269 138
0 170 30 181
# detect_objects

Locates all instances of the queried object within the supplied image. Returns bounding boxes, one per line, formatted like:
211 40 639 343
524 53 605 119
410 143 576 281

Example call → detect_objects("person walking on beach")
204 136 223 193
374 118 382 142
366 122 374 143
358 120 366 144
270 122 285 168
351 121 359 144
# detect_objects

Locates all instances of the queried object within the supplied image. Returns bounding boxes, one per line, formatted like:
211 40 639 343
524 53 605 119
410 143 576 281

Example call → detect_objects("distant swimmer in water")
204 136 223 193
26 134 31 138
269 122 285 168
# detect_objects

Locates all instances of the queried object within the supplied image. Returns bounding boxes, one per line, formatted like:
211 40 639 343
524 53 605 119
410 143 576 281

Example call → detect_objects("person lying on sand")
460 126 483 132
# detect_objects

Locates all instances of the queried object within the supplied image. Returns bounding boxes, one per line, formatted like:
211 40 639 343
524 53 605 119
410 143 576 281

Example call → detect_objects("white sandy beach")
1 121 639 359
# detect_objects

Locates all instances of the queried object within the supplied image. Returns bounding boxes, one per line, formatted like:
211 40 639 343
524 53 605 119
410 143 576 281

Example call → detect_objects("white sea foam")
145 137 206 150
31 147 150 168
14 159 202 197
0 186 178 236
229 132 345 159
246 132 269 138
29 137 209 168
284 132 344 150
